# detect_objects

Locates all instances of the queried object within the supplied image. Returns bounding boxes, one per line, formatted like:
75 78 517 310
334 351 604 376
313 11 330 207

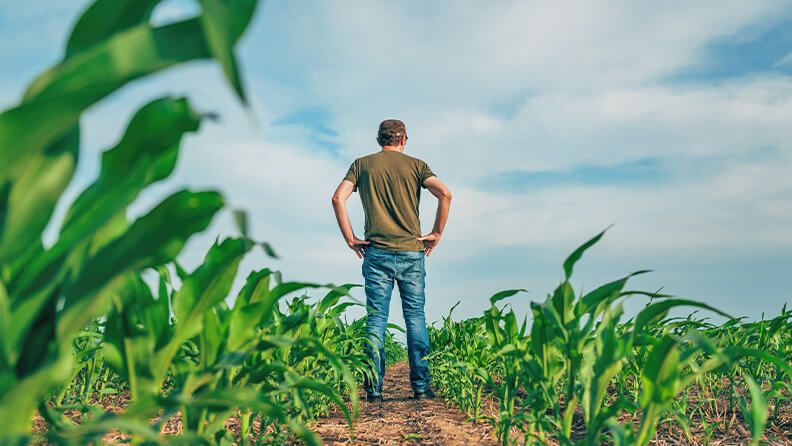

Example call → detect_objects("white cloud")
449 152 792 253
443 75 792 174
252 0 790 107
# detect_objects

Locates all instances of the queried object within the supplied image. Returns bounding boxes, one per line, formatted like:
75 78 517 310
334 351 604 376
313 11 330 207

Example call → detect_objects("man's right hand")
347 237 370 259
417 232 441 256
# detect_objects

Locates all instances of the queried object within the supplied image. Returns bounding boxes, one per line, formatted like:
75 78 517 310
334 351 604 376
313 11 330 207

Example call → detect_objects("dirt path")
309 362 497 445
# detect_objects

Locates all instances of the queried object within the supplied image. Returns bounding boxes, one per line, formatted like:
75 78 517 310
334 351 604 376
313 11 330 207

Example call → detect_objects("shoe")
413 388 436 400
366 392 383 403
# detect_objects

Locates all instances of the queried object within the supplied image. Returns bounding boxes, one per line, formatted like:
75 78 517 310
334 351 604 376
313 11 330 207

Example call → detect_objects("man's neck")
381 146 404 153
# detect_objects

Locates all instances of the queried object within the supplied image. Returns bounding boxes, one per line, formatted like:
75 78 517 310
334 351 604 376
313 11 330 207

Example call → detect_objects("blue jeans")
361 245 430 395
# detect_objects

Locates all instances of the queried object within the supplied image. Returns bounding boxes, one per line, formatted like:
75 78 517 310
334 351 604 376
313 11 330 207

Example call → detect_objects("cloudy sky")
1 0 790 326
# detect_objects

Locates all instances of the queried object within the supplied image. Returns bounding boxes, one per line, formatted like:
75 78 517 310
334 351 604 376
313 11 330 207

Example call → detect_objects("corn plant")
0 0 265 441
32 235 381 444
428 304 495 424
429 231 791 446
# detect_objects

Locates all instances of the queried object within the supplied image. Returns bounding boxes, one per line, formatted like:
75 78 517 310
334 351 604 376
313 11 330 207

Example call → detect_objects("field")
425 232 792 445
18 231 790 445
1 1 790 445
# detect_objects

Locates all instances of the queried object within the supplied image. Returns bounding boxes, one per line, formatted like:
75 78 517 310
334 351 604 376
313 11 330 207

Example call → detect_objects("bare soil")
32 362 789 445
308 361 498 445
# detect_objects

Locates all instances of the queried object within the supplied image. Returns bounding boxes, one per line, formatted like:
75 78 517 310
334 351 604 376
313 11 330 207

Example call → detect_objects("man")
331 119 452 402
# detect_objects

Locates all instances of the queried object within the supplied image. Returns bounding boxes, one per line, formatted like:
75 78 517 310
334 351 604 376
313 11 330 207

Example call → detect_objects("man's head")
377 119 407 147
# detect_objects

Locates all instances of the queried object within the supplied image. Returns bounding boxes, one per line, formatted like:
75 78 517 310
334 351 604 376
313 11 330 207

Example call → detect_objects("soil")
31 362 789 445
308 361 498 445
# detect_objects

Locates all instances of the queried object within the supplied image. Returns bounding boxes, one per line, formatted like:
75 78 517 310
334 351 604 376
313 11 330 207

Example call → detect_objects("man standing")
331 119 452 402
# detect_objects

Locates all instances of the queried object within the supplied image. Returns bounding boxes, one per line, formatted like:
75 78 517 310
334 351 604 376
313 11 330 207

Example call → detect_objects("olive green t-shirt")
343 151 436 252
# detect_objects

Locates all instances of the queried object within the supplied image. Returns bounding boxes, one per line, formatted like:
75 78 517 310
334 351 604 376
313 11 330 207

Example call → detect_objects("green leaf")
386 323 407 334
3 284 59 373
725 347 792 378
743 375 768 446
235 268 273 306
640 336 680 407
198 0 259 103
633 299 733 336
0 0 260 439
57 190 224 339
153 237 252 380
0 278 9 369
64 97 201 230
257 240 279 258
201 306 225 368
232 208 249 237
288 419 322 446
1 5 255 191
0 351 73 433
102 273 163 399
285 374 353 427
550 281 575 324
173 238 251 334
577 270 651 316
65 0 161 57
563 228 609 280
9 97 202 297
0 128 78 263
606 421 635 446
227 301 272 352
226 269 282 351
488 288 527 305
269 281 325 301
318 283 360 312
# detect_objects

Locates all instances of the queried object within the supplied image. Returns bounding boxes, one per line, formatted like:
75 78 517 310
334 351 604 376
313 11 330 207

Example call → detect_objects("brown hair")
377 119 407 146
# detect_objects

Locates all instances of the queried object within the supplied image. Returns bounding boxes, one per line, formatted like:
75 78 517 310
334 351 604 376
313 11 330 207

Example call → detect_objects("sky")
1 0 791 328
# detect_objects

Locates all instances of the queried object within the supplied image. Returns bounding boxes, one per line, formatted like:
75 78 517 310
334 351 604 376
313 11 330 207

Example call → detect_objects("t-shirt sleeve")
420 161 436 187
343 160 359 192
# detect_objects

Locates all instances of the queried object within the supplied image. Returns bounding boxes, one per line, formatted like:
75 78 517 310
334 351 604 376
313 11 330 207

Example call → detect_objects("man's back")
344 151 435 252
331 118 451 400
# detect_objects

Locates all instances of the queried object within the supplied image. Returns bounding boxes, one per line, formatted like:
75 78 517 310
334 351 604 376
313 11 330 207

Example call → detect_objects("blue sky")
1 1 791 326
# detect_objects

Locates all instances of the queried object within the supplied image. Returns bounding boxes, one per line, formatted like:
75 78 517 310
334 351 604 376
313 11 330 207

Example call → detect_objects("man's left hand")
347 237 370 259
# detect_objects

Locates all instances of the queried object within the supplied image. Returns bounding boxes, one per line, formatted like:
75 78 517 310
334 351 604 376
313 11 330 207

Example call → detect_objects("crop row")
428 232 791 445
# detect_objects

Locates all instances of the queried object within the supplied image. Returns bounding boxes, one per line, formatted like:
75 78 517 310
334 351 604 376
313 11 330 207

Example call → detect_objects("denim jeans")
361 245 430 395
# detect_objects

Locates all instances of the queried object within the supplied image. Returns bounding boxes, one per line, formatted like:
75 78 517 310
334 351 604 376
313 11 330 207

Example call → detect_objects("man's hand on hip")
347 237 370 259
417 232 441 257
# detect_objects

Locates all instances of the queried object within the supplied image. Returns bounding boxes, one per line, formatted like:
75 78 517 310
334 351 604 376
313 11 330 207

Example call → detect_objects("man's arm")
417 176 452 256
331 179 370 259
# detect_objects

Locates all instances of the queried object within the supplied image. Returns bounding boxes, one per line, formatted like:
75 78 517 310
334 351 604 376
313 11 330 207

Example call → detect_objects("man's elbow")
331 194 344 206
440 189 452 201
